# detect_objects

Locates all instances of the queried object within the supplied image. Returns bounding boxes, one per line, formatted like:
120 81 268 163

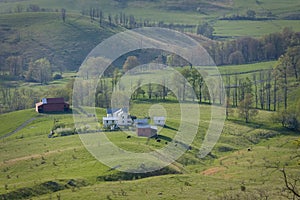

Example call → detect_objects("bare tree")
281 168 300 199
61 8 66 22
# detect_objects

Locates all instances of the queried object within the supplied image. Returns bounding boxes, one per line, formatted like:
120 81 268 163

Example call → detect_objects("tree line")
207 27 300 66
91 38 299 128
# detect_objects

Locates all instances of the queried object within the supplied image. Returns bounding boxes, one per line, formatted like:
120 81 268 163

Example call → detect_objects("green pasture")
0 109 39 137
214 20 300 38
0 101 299 198
217 61 275 74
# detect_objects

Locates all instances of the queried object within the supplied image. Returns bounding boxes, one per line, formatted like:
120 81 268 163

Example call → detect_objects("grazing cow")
127 135 131 139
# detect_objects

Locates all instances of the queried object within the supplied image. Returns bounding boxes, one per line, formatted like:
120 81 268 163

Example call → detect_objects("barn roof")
45 98 65 104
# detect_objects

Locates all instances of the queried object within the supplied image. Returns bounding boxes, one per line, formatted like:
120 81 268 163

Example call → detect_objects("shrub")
53 74 63 80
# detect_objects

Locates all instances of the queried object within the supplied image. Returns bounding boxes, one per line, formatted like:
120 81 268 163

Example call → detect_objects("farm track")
0 116 40 139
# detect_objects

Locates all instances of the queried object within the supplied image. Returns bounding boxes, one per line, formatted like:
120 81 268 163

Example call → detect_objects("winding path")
0 117 40 139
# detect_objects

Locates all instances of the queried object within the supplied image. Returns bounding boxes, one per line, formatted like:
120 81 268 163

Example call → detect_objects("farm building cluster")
102 108 165 138
36 98 165 139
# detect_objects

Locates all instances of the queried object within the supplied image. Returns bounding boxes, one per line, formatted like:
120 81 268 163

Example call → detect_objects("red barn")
35 98 69 113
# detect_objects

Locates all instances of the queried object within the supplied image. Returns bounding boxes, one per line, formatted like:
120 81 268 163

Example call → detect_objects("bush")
274 110 299 131
53 74 63 80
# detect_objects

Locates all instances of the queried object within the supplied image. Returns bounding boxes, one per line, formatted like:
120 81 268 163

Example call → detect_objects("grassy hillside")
1 0 300 19
0 1 299 74
0 0 299 199
0 104 299 199
0 12 123 71
0 0 300 39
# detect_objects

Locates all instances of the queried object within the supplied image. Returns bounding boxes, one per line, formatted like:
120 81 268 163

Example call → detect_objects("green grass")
0 0 300 198
217 61 275 74
0 102 299 199
214 20 300 38
0 0 300 41
0 12 122 71
0 109 39 137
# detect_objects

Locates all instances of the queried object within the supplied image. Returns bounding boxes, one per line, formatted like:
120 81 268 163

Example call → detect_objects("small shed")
35 98 69 113
153 116 165 126
137 125 157 138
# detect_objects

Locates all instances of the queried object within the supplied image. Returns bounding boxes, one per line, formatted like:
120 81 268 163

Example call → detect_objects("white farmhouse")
102 116 118 130
153 116 165 126
103 108 132 129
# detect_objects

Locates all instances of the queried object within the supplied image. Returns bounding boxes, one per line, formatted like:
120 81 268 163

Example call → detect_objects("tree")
99 10 103 26
274 100 300 131
132 79 144 99
179 68 190 101
5 56 23 77
147 83 153 99
274 55 290 110
238 93 258 123
112 69 122 90
286 46 300 81
196 22 214 39
246 9 256 19
15 4 24 13
61 8 66 22
228 51 245 65
26 58 52 84
281 168 300 199
108 13 112 26
238 77 258 123
123 56 139 72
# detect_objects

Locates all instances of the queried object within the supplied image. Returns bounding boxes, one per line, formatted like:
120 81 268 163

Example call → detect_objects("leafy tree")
246 9 256 19
123 56 139 72
238 77 258 123
285 45 300 81
274 55 290 110
274 100 300 131
238 93 258 123
26 58 52 84
5 56 23 77
166 54 190 67
112 69 122 90
228 51 245 65
196 22 214 39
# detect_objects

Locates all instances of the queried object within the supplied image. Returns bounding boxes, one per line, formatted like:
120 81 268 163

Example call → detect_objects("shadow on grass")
227 118 299 136
156 134 173 142
163 124 178 131
98 166 180 182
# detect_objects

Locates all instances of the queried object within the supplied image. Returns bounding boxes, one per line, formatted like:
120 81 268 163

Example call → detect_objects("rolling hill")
0 12 123 71
0 0 300 199
0 104 299 199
